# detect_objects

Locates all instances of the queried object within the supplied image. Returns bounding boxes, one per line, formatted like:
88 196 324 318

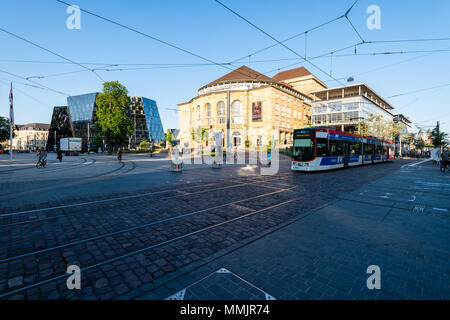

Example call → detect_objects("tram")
291 127 394 172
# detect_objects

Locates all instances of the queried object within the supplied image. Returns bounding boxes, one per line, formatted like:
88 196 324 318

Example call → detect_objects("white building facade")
311 84 394 133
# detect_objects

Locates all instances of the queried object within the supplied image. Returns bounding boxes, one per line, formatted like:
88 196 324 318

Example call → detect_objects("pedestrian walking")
57 149 63 162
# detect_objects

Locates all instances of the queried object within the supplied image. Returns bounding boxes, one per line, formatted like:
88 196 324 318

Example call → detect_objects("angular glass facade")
56 94 164 152
142 97 165 142
67 93 98 122
47 106 74 151
67 93 100 152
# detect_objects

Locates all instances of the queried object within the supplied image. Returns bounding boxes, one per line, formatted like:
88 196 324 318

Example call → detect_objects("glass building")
129 97 165 148
47 106 74 151
310 83 394 133
48 94 164 152
67 93 100 152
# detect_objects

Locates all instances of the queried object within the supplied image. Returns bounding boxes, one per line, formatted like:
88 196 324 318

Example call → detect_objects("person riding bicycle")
117 147 122 162
37 149 47 166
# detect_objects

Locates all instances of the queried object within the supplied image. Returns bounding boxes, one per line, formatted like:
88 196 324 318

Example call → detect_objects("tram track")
0 158 126 202
0 193 296 299
0 187 293 264
0 157 91 177
0 173 294 225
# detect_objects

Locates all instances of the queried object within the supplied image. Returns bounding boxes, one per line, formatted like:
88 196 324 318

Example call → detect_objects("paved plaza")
0 153 448 300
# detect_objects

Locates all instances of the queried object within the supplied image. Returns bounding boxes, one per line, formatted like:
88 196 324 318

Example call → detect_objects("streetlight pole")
87 121 90 153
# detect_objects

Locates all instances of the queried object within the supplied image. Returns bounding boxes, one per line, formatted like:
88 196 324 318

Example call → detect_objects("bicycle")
440 160 450 173
36 159 47 169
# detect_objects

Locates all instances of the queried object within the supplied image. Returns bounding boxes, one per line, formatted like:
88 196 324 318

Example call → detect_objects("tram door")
343 141 350 167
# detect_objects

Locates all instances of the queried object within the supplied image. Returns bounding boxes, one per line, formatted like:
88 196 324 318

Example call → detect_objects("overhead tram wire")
0 27 105 83
229 14 346 64
214 0 345 86
386 83 450 98
322 43 450 84
344 0 365 43
229 0 361 65
4 46 450 82
0 78 51 107
54 0 260 82
0 68 70 96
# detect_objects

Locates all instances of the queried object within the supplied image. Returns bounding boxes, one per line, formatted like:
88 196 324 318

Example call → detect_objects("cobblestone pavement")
141 159 450 300
0 154 428 299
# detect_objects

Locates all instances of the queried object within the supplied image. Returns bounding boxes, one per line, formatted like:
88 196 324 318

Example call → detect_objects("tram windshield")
292 130 315 161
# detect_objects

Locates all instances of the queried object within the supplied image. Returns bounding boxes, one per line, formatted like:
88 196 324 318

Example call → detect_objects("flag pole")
9 82 13 161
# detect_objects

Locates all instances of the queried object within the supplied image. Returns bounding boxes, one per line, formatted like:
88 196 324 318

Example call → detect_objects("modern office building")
129 97 165 148
67 93 101 152
47 106 74 152
310 83 395 133
47 94 164 152
12 123 50 151
178 65 312 149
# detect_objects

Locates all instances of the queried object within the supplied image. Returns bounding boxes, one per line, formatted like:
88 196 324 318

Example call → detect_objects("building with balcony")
178 65 312 149
310 83 395 133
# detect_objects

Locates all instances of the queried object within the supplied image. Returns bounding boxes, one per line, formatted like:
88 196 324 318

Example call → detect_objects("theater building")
178 65 314 149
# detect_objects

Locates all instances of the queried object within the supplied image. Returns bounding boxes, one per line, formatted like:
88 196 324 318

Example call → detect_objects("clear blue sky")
1 0 450 134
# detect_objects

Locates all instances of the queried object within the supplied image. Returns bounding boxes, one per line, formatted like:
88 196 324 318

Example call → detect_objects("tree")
191 127 208 147
430 126 449 148
0 117 13 143
356 114 404 141
165 131 174 148
93 135 104 149
139 140 150 150
404 133 416 146
414 136 425 153
95 81 133 152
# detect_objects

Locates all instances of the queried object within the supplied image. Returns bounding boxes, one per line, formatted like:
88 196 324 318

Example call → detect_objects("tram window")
364 144 374 155
329 140 344 156
316 138 329 157
376 145 383 155
350 142 362 155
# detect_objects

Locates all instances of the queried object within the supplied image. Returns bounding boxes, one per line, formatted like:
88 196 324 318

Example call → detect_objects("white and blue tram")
291 128 394 172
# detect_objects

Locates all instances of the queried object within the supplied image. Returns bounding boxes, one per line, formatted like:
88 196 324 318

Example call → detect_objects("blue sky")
1 0 450 134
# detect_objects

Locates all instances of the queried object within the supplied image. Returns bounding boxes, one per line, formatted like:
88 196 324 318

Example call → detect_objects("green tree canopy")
0 117 15 143
430 127 449 148
95 81 133 148
356 114 405 141
165 131 174 148
139 140 150 149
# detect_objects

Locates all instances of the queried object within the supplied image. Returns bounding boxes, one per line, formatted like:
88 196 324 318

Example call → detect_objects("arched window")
231 100 241 124
217 101 225 124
